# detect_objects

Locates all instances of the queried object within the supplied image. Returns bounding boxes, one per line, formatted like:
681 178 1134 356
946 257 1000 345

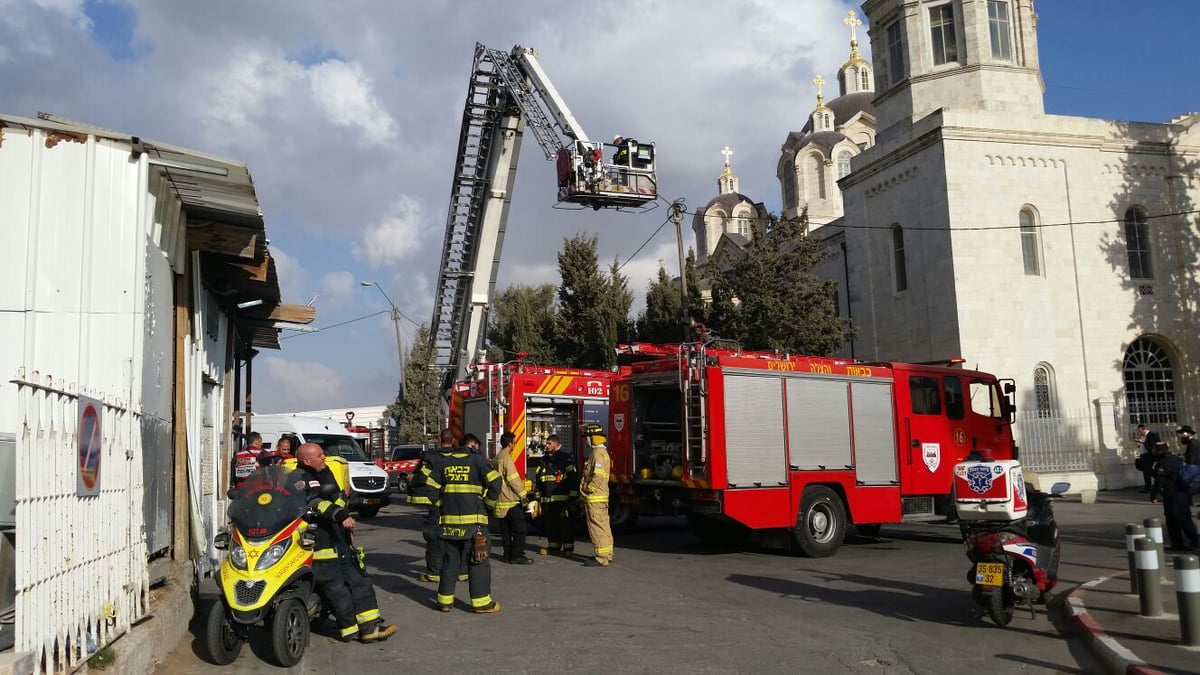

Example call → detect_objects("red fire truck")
449 360 614 486
607 342 1017 557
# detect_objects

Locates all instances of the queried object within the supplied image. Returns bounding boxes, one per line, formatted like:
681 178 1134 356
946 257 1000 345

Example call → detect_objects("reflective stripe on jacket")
430 450 501 539
493 448 528 517
580 445 611 503
535 450 578 502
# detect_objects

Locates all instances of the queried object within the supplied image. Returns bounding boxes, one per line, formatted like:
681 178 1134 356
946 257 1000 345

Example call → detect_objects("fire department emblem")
614 413 625 432
922 443 940 473
964 465 995 495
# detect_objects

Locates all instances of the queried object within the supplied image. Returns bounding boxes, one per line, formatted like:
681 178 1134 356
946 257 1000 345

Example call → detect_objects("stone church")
699 0 1200 490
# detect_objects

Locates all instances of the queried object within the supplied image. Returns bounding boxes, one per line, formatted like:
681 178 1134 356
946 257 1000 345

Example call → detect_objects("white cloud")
320 270 356 305
259 356 348 412
307 59 396 145
271 246 305 303
352 196 425 268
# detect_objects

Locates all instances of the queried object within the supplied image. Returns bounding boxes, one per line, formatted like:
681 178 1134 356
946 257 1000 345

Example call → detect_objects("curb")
1065 572 1163 675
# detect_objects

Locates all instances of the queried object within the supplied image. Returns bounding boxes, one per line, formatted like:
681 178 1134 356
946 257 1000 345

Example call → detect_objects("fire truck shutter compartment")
785 377 852 470
849 382 899 485
722 375 788 488
463 399 490 449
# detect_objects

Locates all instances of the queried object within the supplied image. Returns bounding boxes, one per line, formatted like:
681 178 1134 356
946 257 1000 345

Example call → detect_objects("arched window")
1123 338 1176 425
860 67 871 90
837 150 852 179
1019 207 1041 276
1033 364 1055 418
891 224 907 293
807 154 826 200
1124 206 1153 279
696 223 707 257
733 211 752 238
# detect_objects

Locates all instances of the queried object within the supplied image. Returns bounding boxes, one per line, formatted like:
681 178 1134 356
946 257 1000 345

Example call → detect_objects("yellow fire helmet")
583 423 606 448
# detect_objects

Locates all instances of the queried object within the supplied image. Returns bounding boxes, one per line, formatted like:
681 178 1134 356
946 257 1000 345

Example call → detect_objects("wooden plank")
172 267 191 560
186 222 259 258
244 303 315 324
226 255 269 282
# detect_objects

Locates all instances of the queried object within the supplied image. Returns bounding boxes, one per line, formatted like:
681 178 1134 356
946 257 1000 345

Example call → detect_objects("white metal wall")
0 128 152 673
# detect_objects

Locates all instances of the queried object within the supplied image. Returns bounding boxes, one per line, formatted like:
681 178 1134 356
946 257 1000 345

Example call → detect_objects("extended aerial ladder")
429 43 658 400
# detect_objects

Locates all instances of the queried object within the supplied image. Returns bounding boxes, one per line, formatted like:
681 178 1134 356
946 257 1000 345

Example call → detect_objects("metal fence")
1013 408 1096 472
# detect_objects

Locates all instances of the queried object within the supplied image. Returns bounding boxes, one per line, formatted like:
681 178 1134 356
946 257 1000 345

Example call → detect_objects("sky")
2 0 1196 414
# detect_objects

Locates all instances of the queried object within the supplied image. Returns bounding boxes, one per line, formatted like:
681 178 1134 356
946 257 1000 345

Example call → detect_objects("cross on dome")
843 10 862 42
721 145 733 167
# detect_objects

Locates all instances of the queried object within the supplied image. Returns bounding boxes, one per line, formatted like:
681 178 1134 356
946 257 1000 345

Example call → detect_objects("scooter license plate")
975 562 1004 587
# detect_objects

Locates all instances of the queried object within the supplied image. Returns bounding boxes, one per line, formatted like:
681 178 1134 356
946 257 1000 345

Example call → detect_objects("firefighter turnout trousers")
422 508 446 579
313 548 383 640
437 534 494 611
542 503 574 554
495 506 527 562
584 500 613 564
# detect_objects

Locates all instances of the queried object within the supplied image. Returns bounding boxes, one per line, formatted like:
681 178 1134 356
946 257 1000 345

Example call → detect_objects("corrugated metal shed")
0 111 313 350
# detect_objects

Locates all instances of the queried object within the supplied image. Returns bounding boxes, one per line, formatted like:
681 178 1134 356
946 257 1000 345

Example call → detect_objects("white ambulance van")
252 414 391 518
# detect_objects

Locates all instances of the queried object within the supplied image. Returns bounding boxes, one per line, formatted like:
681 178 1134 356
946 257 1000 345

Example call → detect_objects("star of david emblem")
965 465 994 495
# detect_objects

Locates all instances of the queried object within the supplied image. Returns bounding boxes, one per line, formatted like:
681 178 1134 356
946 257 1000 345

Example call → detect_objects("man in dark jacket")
296 443 396 643
535 434 579 557
1178 425 1200 466
420 440 502 612
1152 439 1199 551
408 429 466 584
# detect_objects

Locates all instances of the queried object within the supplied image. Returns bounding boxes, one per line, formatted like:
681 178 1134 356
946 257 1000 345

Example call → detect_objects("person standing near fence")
1178 425 1200 466
1152 439 1199 551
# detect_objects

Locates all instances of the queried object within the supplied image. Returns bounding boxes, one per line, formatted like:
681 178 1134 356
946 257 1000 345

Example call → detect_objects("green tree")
554 233 630 369
386 323 438 443
707 212 854 354
486 283 558 364
637 264 684 342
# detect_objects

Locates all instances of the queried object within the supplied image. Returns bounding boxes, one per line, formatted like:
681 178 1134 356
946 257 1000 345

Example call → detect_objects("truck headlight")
256 538 292 570
230 546 248 570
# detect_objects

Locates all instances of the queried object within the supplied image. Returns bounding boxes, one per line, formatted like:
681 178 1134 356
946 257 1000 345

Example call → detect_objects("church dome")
800 91 876 134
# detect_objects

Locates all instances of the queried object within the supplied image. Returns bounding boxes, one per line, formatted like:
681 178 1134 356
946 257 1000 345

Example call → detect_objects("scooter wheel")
203 600 243 665
270 598 310 667
987 588 1014 627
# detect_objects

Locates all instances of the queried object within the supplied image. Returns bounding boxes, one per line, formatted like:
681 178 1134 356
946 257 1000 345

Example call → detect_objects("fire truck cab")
608 343 1017 556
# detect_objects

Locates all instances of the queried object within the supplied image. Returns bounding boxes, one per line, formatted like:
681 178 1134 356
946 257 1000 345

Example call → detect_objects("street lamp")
360 281 405 398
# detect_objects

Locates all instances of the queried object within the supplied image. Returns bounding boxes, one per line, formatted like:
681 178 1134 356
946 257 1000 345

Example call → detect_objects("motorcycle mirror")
214 531 230 550
1049 482 1071 496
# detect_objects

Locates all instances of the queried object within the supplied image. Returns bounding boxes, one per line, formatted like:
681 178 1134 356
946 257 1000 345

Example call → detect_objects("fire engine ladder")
431 45 575 393
679 344 707 478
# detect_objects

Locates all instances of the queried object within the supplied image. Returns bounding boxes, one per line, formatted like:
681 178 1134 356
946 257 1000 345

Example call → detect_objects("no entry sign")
78 396 102 496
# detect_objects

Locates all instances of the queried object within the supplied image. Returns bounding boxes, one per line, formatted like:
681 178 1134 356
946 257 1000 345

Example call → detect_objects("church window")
782 167 797 209
886 21 906 87
891 224 908 293
929 4 959 66
1124 206 1153 279
860 67 871 90
806 154 826 201
1033 364 1056 418
837 151 852 179
1123 338 1176 425
1019 207 1041 276
988 1 1013 62
697 224 708 257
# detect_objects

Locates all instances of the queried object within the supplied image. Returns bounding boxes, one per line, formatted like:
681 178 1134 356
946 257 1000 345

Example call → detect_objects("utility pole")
361 281 406 399
671 199 690 341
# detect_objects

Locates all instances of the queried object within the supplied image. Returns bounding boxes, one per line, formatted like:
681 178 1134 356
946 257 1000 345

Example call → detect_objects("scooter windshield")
228 465 309 540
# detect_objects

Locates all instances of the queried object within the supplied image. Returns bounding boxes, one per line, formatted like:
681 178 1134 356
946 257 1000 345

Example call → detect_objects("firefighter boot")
359 624 398 643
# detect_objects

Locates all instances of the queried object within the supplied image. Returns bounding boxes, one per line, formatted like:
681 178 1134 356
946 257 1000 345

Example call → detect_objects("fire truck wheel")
609 496 638 535
792 486 846 558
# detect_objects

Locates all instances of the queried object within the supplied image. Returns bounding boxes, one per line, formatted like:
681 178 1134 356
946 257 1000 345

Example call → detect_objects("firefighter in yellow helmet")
579 424 613 567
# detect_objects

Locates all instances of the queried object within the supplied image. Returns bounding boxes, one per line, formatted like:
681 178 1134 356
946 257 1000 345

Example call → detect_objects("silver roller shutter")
850 381 898 485
786 377 852 470
723 374 788 487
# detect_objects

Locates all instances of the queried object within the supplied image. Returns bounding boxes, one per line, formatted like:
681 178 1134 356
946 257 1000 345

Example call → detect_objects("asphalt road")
159 497 1120 675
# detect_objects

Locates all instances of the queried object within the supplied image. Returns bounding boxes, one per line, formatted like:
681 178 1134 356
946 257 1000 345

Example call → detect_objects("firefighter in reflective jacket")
296 443 396 642
493 432 534 564
408 429 459 583
579 424 613 567
419 443 502 613
535 434 579 556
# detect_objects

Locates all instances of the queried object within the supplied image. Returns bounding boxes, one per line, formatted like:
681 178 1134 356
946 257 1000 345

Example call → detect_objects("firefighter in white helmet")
579 424 613 567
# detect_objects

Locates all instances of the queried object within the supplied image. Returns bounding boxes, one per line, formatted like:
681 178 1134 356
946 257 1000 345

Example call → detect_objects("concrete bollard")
1175 554 1200 646
1143 517 1166 582
1135 537 1162 617
1126 524 1145 594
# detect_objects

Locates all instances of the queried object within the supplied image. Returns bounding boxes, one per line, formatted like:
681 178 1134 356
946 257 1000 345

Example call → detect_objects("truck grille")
234 579 266 605
352 476 386 491
901 496 934 517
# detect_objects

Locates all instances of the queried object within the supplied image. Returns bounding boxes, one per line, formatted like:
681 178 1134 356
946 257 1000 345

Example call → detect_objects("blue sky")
2 0 1196 413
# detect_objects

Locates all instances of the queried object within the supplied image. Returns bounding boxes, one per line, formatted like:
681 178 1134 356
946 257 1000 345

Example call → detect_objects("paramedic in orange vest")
232 432 263 488
579 424 613 567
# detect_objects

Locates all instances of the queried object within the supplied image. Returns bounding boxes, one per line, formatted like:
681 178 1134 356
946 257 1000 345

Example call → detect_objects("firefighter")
232 432 263 488
424 437 502 613
295 443 396 643
409 429 467 584
492 432 534 564
535 434 579 557
579 424 613 567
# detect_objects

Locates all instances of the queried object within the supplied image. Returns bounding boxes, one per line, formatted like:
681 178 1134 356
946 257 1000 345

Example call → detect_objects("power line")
279 310 388 340
616 211 674 273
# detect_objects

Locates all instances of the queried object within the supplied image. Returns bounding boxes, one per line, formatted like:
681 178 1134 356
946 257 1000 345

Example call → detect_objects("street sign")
77 396 102 496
